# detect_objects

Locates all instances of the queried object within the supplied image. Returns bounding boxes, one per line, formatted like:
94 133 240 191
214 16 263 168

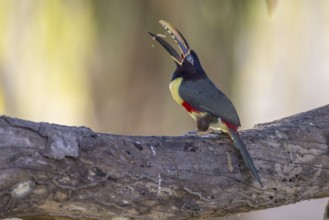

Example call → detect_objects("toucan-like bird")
149 20 262 186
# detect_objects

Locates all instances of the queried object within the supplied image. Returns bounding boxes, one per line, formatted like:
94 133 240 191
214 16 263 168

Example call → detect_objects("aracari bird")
149 20 262 186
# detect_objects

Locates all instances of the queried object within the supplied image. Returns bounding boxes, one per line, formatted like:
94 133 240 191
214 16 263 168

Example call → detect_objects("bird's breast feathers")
169 77 205 120
169 77 184 105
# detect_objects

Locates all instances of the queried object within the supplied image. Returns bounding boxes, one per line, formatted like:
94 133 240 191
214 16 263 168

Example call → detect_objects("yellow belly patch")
169 77 204 121
169 77 184 105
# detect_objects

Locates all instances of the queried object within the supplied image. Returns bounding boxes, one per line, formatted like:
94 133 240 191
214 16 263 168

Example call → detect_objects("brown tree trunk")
1 105 329 220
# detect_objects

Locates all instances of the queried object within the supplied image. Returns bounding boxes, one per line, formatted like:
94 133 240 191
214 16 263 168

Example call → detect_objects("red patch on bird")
182 101 199 113
222 119 238 132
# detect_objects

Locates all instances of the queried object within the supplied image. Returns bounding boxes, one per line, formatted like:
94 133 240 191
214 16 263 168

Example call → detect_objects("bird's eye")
186 55 194 65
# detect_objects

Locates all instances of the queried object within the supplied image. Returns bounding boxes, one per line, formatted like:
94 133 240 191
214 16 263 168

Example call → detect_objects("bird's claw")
206 130 221 138
184 130 199 137
184 130 221 138
201 133 221 138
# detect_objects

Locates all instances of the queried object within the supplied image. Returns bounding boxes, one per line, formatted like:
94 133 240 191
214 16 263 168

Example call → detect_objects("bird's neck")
171 70 207 82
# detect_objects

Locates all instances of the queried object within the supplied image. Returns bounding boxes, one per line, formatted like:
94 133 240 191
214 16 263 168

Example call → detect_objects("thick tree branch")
0 105 329 220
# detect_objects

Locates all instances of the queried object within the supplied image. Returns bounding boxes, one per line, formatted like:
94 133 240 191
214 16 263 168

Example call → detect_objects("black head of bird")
149 20 263 186
149 21 206 81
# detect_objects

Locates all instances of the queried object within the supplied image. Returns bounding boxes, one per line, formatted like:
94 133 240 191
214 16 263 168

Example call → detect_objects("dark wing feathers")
179 78 241 126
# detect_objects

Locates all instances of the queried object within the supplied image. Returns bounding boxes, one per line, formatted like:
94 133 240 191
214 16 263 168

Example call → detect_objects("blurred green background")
0 0 328 219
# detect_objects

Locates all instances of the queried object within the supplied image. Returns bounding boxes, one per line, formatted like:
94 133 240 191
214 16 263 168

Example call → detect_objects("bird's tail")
228 129 263 186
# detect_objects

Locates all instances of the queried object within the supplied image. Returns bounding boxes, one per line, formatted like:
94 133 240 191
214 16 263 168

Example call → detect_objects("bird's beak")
149 20 190 65
159 20 190 57
149 32 183 64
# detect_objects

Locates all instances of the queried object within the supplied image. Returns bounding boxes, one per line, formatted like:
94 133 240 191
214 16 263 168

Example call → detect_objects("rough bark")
0 105 329 220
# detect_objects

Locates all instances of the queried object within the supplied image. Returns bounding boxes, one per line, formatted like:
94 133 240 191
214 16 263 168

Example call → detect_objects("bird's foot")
184 130 221 138
184 130 199 137
208 130 222 137
197 129 222 138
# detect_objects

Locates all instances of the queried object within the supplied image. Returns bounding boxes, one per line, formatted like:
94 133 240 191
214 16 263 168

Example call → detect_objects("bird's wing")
179 78 241 126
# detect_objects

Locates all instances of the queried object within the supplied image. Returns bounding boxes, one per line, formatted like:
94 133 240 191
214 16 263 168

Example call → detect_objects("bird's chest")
169 77 204 120
169 77 184 105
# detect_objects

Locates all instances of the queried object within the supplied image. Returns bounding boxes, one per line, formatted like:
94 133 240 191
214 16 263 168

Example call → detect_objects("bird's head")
149 20 205 78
